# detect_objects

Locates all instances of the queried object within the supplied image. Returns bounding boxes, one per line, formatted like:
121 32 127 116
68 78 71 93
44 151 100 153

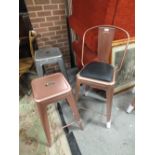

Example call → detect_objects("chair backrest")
81 25 130 72
97 27 115 63
29 30 37 59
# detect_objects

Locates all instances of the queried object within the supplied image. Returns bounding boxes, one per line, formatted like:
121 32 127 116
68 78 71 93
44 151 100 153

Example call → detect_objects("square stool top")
31 73 71 103
35 47 62 61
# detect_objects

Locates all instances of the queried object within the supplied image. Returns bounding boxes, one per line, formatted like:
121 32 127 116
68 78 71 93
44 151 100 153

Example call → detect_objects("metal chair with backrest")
75 25 130 128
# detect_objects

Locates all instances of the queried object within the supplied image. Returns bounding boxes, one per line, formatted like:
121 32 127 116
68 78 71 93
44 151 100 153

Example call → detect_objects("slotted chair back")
97 27 115 63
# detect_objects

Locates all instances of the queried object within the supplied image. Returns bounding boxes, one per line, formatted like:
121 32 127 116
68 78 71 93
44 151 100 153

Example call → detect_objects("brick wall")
25 0 71 72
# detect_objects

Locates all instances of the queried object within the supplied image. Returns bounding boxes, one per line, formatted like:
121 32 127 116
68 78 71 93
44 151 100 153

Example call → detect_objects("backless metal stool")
31 72 82 146
35 47 68 80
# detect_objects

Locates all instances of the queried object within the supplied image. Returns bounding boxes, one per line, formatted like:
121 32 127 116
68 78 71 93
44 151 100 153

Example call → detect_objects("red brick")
56 30 67 35
30 17 45 23
50 35 62 40
63 42 69 46
62 36 68 42
60 15 66 20
44 4 58 10
48 26 61 31
51 0 64 4
41 37 50 41
52 43 64 47
45 40 57 45
61 25 67 30
42 32 55 37
36 33 42 38
57 38 67 43
27 6 43 12
25 0 34 5
35 27 48 33
53 10 65 15
60 46 69 52
37 38 43 42
62 34 68 38
28 12 37 18
42 45 52 49
46 16 59 21
34 0 49 4
59 4 65 9
54 20 66 26
37 42 44 47
32 23 39 28
40 22 53 27
37 11 51 17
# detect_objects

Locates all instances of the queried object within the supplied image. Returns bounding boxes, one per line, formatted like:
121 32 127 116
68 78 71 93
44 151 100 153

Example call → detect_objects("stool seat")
32 73 71 103
35 47 62 62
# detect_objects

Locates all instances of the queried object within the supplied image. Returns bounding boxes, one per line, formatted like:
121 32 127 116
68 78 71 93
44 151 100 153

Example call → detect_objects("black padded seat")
80 62 114 82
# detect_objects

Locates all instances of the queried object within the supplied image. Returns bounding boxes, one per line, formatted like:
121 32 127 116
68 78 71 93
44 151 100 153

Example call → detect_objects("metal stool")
35 47 68 80
31 72 83 146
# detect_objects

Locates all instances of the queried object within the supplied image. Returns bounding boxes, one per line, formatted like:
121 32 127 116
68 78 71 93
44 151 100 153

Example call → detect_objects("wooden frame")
111 37 135 93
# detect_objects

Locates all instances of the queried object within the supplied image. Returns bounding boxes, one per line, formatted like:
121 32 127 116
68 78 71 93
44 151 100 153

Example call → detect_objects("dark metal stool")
35 47 68 80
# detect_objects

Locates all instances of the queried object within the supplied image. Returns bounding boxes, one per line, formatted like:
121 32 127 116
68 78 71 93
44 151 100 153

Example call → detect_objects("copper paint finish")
31 72 82 146
76 25 130 126
31 73 71 103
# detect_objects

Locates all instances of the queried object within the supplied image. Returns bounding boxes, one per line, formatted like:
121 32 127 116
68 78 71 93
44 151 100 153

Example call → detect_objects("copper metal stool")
31 72 82 146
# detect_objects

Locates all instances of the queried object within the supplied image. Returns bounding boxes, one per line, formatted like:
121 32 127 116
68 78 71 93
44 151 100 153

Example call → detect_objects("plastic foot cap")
106 121 111 128
84 90 89 96
126 104 134 113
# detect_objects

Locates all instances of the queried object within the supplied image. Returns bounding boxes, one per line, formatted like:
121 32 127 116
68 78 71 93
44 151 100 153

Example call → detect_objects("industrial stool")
35 47 68 80
31 72 82 146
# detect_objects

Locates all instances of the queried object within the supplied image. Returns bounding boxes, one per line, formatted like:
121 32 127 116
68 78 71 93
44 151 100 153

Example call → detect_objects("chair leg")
66 91 83 130
105 87 114 128
37 104 51 146
75 80 81 101
83 85 90 96
126 97 135 113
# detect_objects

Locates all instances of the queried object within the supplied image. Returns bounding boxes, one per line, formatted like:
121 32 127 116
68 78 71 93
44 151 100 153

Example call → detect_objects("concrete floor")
59 68 135 155
20 68 135 155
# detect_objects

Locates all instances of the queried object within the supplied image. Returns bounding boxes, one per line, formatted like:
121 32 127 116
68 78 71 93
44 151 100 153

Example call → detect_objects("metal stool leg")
37 103 51 146
35 62 44 77
66 91 83 129
58 58 69 81
75 79 81 101
126 97 135 113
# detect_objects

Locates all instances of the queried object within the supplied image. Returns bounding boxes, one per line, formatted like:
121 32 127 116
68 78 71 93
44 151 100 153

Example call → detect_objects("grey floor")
59 68 135 155
20 68 135 155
